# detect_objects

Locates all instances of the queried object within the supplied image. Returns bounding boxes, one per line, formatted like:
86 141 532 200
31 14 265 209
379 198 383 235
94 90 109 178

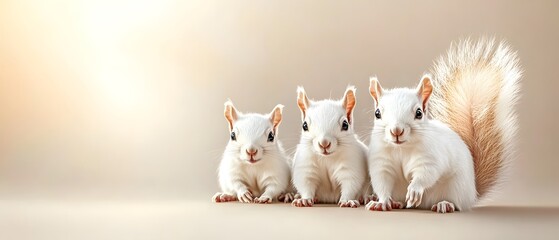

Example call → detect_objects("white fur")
366 79 477 212
292 87 371 207
213 102 291 203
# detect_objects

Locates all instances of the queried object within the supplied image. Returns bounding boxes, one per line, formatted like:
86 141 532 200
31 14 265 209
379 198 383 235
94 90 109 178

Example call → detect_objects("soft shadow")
470 206 559 218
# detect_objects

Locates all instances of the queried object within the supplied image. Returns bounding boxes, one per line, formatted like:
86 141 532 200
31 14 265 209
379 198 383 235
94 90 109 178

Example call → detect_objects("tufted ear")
342 86 356 124
269 104 284 131
224 100 239 131
369 77 384 106
416 74 433 111
296 86 310 121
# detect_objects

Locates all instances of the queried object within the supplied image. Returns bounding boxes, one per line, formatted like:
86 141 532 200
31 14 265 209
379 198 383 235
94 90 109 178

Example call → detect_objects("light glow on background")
0 0 558 205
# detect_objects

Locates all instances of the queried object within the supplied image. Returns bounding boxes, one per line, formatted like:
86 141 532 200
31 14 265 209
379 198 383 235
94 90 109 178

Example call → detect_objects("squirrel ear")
369 77 383 105
224 100 239 131
417 74 433 110
269 104 284 130
342 86 356 124
297 86 310 120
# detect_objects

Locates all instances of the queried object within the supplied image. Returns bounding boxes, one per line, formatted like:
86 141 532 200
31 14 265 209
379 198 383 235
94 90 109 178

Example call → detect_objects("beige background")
1 0 558 239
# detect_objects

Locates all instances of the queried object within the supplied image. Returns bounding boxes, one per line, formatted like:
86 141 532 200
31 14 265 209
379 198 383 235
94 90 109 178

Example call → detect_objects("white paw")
278 193 295 203
405 183 424 208
237 190 254 203
291 198 314 207
365 199 404 211
359 194 378 205
339 199 360 208
431 201 456 213
212 192 236 203
254 196 272 204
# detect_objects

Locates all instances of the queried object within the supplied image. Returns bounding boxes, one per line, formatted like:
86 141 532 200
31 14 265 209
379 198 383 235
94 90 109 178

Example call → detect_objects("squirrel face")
224 101 283 164
369 76 433 146
296 86 357 156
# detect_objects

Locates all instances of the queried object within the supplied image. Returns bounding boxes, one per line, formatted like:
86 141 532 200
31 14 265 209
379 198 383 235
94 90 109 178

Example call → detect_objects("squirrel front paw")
366 199 404 211
254 196 272 204
277 192 295 203
212 192 236 203
237 190 254 203
431 201 456 213
405 183 424 208
359 194 378 205
292 198 314 207
338 199 360 208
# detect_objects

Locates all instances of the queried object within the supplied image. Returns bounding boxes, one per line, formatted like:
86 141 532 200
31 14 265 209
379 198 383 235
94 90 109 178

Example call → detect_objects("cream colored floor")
1 199 558 240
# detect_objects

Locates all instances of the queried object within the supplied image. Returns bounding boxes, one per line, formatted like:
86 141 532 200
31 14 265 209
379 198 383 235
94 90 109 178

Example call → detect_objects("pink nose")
246 149 258 156
318 140 331 150
390 128 404 137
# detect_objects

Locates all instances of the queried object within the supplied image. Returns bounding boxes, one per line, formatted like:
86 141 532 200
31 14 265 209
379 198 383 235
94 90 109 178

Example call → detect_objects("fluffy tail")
429 38 522 199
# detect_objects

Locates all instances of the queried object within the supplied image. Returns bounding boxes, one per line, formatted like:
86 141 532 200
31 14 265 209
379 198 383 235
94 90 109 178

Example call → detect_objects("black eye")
341 120 349 131
230 132 236 141
302 121 308 131
415 108 423 120
267 131 275 142
375 109 381 119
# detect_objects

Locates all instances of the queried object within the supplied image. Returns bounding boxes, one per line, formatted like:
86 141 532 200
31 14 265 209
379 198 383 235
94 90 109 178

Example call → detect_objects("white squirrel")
212 101 293 204
366 39 521 213
291 86 372 208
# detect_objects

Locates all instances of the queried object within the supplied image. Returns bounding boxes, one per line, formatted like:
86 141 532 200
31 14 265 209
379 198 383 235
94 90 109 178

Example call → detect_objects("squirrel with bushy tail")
366 39 521 213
